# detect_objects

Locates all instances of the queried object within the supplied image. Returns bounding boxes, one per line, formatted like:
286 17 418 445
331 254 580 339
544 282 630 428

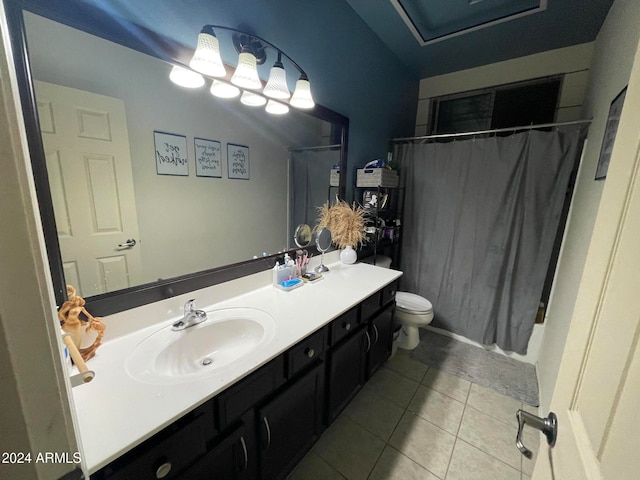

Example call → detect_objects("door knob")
515 409 558 459
117 238 137 249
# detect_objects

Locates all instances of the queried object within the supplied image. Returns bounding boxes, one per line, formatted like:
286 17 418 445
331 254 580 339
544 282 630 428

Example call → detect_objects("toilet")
394 291 434 350
362 256 434 350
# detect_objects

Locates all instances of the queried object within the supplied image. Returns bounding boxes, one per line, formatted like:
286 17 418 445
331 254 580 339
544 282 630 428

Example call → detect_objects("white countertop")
72 258 402 474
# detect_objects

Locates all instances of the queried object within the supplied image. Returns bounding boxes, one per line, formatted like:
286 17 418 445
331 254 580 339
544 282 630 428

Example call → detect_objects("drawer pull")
306 348 315 358
263 416 272 450
155 461 172 479
343 322 351 331
239 436 248 472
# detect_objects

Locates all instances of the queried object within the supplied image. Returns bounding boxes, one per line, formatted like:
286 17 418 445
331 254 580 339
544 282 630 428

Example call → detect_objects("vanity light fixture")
170 24 315 114
290 74 315 109
240 90 267 107
189 25 226 77
231 45 263 90
265 99 289 115
169 65 205 88
263 53 290 100
210 79 240 98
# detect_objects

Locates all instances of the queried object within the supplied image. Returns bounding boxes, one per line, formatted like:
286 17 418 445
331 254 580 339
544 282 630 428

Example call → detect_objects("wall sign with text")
195 138 222 177
154 131 188 176
595 86 627 180
227 143 249 180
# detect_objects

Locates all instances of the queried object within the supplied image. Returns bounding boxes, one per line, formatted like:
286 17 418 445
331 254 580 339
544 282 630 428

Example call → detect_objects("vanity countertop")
72 258 402 474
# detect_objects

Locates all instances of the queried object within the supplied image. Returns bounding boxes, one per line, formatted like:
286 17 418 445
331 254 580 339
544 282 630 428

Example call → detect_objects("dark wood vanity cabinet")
257 363 325 479
363 281 397 379
326 284 397 422
367 302 395 378
92 403 214 480
92 283 397 480
326 325 368 422
181 412 255 480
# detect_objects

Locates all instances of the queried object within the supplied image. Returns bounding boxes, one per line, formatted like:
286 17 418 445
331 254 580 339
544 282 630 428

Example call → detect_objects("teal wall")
86 0 419 196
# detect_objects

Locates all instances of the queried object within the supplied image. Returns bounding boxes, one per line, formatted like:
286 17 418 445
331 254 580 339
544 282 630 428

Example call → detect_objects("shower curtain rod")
287 144 342 152
391 119 592 143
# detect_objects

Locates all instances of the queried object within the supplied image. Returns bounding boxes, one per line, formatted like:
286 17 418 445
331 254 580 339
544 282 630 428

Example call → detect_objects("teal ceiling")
347 0 614 78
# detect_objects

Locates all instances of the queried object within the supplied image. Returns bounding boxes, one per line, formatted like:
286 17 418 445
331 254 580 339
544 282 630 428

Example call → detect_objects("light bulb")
189 29 226 77
231 50 262 90
290 75 314 109
263 61 290 100
240 90 267 107
265 100 289 115
210 80 240 99
169 65 205 88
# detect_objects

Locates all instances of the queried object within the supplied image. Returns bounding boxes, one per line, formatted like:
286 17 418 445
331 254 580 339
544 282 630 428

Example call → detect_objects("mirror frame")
5 0 349 315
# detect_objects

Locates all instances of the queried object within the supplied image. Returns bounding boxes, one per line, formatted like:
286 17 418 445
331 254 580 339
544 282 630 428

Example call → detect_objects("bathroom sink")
126 307 276 384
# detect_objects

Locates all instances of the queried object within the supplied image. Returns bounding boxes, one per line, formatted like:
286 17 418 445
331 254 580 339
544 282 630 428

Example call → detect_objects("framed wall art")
595 86 627 180
154 131 188 176
227 143 249 180
194 137 222 177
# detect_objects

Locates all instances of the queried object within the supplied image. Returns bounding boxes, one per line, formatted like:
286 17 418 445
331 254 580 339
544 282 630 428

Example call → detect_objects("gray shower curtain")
289 147 341 235
395 130 581 354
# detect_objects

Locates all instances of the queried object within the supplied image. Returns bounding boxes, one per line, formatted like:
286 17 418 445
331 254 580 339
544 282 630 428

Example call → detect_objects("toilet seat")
396 292 432 315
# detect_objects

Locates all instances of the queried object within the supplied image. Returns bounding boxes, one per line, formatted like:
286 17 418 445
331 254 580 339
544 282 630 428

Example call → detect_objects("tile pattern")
289 349 538 480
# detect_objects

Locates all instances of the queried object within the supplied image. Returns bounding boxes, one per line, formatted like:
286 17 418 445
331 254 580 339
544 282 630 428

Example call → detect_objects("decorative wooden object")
58 285 106 361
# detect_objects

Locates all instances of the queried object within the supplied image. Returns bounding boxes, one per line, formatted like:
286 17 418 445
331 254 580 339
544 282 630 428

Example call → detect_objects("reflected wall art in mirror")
5 0 348 315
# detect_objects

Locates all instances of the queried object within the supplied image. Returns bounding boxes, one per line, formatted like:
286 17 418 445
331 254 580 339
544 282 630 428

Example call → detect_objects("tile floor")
288 349 540 480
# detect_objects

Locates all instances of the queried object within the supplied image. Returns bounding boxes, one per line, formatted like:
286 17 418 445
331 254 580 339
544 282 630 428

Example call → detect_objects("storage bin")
356 168 399 187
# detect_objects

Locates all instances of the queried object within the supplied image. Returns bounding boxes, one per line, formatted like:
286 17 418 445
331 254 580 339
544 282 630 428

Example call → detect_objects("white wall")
0 4 79 478
24 12 325 284
537 0 640 411
415 42 594 135
413 43 595 366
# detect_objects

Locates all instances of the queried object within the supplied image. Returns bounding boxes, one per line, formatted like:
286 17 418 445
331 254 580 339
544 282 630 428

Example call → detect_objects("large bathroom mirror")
6 0 348 314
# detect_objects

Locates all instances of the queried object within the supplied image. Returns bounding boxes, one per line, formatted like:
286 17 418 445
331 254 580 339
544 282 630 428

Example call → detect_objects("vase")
340 246 357 264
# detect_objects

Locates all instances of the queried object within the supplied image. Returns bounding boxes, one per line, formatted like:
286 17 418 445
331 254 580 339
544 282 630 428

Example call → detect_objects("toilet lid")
396 292 433 314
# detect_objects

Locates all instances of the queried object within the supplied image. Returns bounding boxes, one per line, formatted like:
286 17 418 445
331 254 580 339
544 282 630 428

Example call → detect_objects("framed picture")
154 131 188 176
227 143 249 180
595 86 627 180
194 138 222 177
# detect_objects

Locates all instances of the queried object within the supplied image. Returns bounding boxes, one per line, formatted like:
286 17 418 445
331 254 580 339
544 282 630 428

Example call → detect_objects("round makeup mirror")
315 227 332 273
294 224 312 248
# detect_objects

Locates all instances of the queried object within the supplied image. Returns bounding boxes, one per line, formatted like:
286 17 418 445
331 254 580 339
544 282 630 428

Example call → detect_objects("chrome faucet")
172 299 207 331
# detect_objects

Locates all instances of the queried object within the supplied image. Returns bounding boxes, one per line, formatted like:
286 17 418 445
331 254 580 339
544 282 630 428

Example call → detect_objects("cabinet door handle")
263 416 271 450
372 324 379 345
364 331 371 353
155 461 172 479
239 436 248 472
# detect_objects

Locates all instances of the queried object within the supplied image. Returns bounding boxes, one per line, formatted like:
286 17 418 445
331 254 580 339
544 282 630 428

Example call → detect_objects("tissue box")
356 168 399 187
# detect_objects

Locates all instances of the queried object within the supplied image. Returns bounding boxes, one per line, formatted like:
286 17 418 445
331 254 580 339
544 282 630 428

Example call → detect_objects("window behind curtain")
429 76 562 134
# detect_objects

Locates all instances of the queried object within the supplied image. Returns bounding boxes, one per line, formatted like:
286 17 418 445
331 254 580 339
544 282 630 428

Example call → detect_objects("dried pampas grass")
316 200 365 249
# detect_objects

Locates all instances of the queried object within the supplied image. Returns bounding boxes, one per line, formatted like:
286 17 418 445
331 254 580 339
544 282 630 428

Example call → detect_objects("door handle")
262 416 271 450
515 409 558 459
239 436 248 472
117 238 137 249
